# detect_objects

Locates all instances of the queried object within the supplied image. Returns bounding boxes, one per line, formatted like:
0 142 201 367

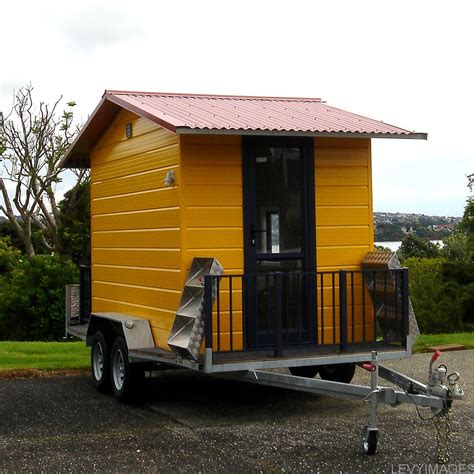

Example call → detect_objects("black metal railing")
79 265 92 324
204 268 409 357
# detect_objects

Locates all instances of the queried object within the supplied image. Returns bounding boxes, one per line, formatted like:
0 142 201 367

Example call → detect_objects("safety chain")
434 407 453 464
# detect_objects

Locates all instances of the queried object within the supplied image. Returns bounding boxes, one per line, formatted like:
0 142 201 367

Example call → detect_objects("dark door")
243 137 316 349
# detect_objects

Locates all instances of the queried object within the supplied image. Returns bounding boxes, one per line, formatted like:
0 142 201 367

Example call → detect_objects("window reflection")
255 147 302 254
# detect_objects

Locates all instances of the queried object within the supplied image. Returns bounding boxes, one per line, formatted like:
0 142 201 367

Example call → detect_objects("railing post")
274 272 283 357
401 268 409 346
339 270 348 352
203 275 213 373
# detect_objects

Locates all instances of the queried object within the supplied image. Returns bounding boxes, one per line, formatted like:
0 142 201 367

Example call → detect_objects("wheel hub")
92 342 104 381
112 349 125 391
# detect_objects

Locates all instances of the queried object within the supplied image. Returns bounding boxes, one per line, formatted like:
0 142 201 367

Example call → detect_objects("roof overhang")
60 92 428 169
175 127 428 140
60 93 182 169
59 97 121 168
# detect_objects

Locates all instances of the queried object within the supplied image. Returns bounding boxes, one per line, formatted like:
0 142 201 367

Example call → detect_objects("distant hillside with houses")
0 212 463 245
374 212 461 241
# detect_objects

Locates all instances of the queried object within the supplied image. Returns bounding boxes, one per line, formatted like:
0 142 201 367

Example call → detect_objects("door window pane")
255 147 302 254
255 260 306 342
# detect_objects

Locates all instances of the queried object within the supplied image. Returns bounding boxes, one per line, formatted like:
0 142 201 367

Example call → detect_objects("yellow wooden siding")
90 109 181 348
180 134 243 274
89 118 376 352
180 135 244 350
314 137 374 343
315 137 373 269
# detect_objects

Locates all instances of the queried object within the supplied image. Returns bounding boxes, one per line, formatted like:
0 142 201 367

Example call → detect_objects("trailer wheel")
289 366 319 378
110 336 144 403
91 330 110 392
362 427 378 455
319 363 356 384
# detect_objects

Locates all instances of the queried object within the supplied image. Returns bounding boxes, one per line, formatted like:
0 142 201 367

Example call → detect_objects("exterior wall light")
164 170 175 186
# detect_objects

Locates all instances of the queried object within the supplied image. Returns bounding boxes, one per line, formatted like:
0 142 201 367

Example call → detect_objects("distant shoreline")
375 240 443 251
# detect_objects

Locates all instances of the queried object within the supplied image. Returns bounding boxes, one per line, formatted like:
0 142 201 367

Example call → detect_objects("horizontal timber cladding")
180 135 244 349
314 137 374 270
90 109 182 347
180 134 244 274
314 137 375 344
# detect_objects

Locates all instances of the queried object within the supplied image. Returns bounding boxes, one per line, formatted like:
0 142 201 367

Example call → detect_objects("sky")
1 0 472 217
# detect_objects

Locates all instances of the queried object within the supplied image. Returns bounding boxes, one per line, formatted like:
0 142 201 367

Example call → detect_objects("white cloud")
1 0 473 216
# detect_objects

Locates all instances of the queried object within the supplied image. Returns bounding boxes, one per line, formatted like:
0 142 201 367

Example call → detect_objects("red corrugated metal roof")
105 90 421 136
60 90 427 168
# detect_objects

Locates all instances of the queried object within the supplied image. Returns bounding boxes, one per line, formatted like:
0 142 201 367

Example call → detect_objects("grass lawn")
0 341 90 372
0 334 472 372
413 332 474 353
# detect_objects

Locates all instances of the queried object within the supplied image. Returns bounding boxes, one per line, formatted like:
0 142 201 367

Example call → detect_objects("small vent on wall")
125 122 132 139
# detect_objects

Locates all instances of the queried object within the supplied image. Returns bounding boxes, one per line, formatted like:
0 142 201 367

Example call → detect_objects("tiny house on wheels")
61 91 464 456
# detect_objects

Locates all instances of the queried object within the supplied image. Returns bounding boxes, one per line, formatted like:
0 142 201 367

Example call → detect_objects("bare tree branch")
0 84 85 259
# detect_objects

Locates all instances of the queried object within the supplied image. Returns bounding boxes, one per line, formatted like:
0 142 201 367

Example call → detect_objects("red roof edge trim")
105 94 177 133
104 90 323 102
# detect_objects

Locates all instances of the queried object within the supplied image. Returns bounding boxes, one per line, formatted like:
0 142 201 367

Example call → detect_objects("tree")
0 254 78 340
441 230 469 262
404 257 463 333
0 236 21 273
398 234 440 261
58 181 90 265
0 218 25 251
461 173 473 261
0 85 88 259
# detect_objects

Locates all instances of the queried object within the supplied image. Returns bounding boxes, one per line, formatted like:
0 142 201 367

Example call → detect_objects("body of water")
375 240 443 251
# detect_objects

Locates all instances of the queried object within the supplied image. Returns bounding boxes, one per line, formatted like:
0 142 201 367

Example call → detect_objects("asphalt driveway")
0 350 472 472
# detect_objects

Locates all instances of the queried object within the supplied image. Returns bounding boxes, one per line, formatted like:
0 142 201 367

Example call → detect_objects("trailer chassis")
220 350 464 456
67 314 464 458
132 345 464 457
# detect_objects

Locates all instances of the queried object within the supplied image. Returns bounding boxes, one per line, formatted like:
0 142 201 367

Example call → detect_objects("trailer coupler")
359 349 464 458
222 350 464 459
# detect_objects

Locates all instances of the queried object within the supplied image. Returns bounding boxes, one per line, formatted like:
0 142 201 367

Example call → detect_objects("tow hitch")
361 349 464 461
224 350 465 461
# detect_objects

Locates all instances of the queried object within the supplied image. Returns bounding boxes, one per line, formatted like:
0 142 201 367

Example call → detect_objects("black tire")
319 363 356 384
110 336 144 403
362 427 378 455
91 330 111 392
289 365 319 378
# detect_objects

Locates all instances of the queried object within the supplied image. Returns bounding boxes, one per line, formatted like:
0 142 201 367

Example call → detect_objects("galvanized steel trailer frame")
67 312 460 456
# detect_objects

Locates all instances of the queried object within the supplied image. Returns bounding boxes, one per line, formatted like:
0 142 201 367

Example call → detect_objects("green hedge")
0 254 78 341
404 257 474 334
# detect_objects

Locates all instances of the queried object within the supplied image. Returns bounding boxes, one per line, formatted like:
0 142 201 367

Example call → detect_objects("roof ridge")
104 90 323 102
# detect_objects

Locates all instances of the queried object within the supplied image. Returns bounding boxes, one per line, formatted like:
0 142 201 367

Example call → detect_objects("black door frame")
242 136 317 348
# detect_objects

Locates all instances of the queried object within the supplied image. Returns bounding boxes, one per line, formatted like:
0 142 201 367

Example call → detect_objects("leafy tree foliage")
404 257 464 333
0 237 21 273
0 255 78 340
461 173 473 261
58 181 90 265
374 244 392 252
0 220 25 253
403 175 474 333
398 234 440 261
441 230 470 262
